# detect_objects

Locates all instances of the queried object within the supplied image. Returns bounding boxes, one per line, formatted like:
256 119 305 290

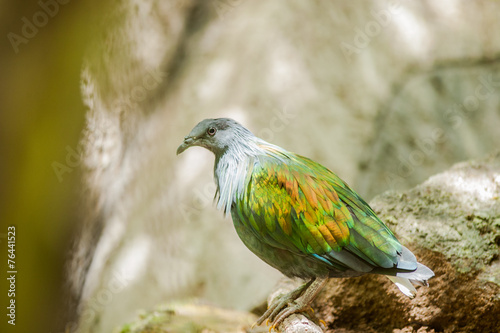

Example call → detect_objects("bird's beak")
176 136 196 155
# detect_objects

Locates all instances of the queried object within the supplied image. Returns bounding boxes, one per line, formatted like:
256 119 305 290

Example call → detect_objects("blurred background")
1 1 499 333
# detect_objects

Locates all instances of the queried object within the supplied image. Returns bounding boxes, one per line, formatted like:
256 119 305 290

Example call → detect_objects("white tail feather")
387 276 417 298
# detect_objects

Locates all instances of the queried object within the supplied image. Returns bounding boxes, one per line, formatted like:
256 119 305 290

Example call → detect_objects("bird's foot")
268 297 316 330
254 277 328 331
255 280 310 327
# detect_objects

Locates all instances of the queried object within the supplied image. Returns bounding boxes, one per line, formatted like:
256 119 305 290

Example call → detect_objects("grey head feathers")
176 118 256 157
176 118 288 213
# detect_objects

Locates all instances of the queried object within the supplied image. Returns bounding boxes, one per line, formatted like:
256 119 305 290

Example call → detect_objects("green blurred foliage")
0 0 110 332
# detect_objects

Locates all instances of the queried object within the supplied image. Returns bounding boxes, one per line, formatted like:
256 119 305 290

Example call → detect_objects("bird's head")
176 118 254 156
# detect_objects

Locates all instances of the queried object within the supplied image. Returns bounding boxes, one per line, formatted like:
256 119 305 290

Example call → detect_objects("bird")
176 118 434 330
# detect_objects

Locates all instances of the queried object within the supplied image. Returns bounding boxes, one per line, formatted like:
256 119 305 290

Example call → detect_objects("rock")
313 151 500 332
114 302 258 333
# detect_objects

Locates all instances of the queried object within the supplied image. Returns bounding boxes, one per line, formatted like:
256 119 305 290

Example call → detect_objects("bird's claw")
269 300 309 329
253 279 324 330
255 300 315 331
256 292 298 326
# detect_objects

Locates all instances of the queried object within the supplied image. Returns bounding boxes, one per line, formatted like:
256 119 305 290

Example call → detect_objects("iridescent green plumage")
177 118 434 329
233 147 402 276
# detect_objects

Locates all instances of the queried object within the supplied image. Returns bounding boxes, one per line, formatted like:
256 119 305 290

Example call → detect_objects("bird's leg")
270 277 329 329
255 279 314 326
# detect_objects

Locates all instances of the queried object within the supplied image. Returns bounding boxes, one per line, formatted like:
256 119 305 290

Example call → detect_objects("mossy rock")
315 152 500 333
115 301 260 333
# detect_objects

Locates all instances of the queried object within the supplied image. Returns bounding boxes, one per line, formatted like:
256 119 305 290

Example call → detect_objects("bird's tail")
386 262 435 298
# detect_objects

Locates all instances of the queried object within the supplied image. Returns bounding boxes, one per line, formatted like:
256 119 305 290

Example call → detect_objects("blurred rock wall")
73 1 500 332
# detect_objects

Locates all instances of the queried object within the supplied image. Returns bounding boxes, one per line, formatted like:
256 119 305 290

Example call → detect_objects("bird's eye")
207 127 217 136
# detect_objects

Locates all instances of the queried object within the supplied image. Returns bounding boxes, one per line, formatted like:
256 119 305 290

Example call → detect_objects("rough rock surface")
115 302 258 333
313 151 500 333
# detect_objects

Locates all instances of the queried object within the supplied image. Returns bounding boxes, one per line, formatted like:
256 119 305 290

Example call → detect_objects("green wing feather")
234 150 402 271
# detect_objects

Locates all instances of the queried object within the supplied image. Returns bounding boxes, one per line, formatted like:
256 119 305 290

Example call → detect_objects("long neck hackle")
213 132 289 214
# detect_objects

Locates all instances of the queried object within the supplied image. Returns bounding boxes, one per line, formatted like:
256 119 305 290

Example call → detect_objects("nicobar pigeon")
177 118 434 330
